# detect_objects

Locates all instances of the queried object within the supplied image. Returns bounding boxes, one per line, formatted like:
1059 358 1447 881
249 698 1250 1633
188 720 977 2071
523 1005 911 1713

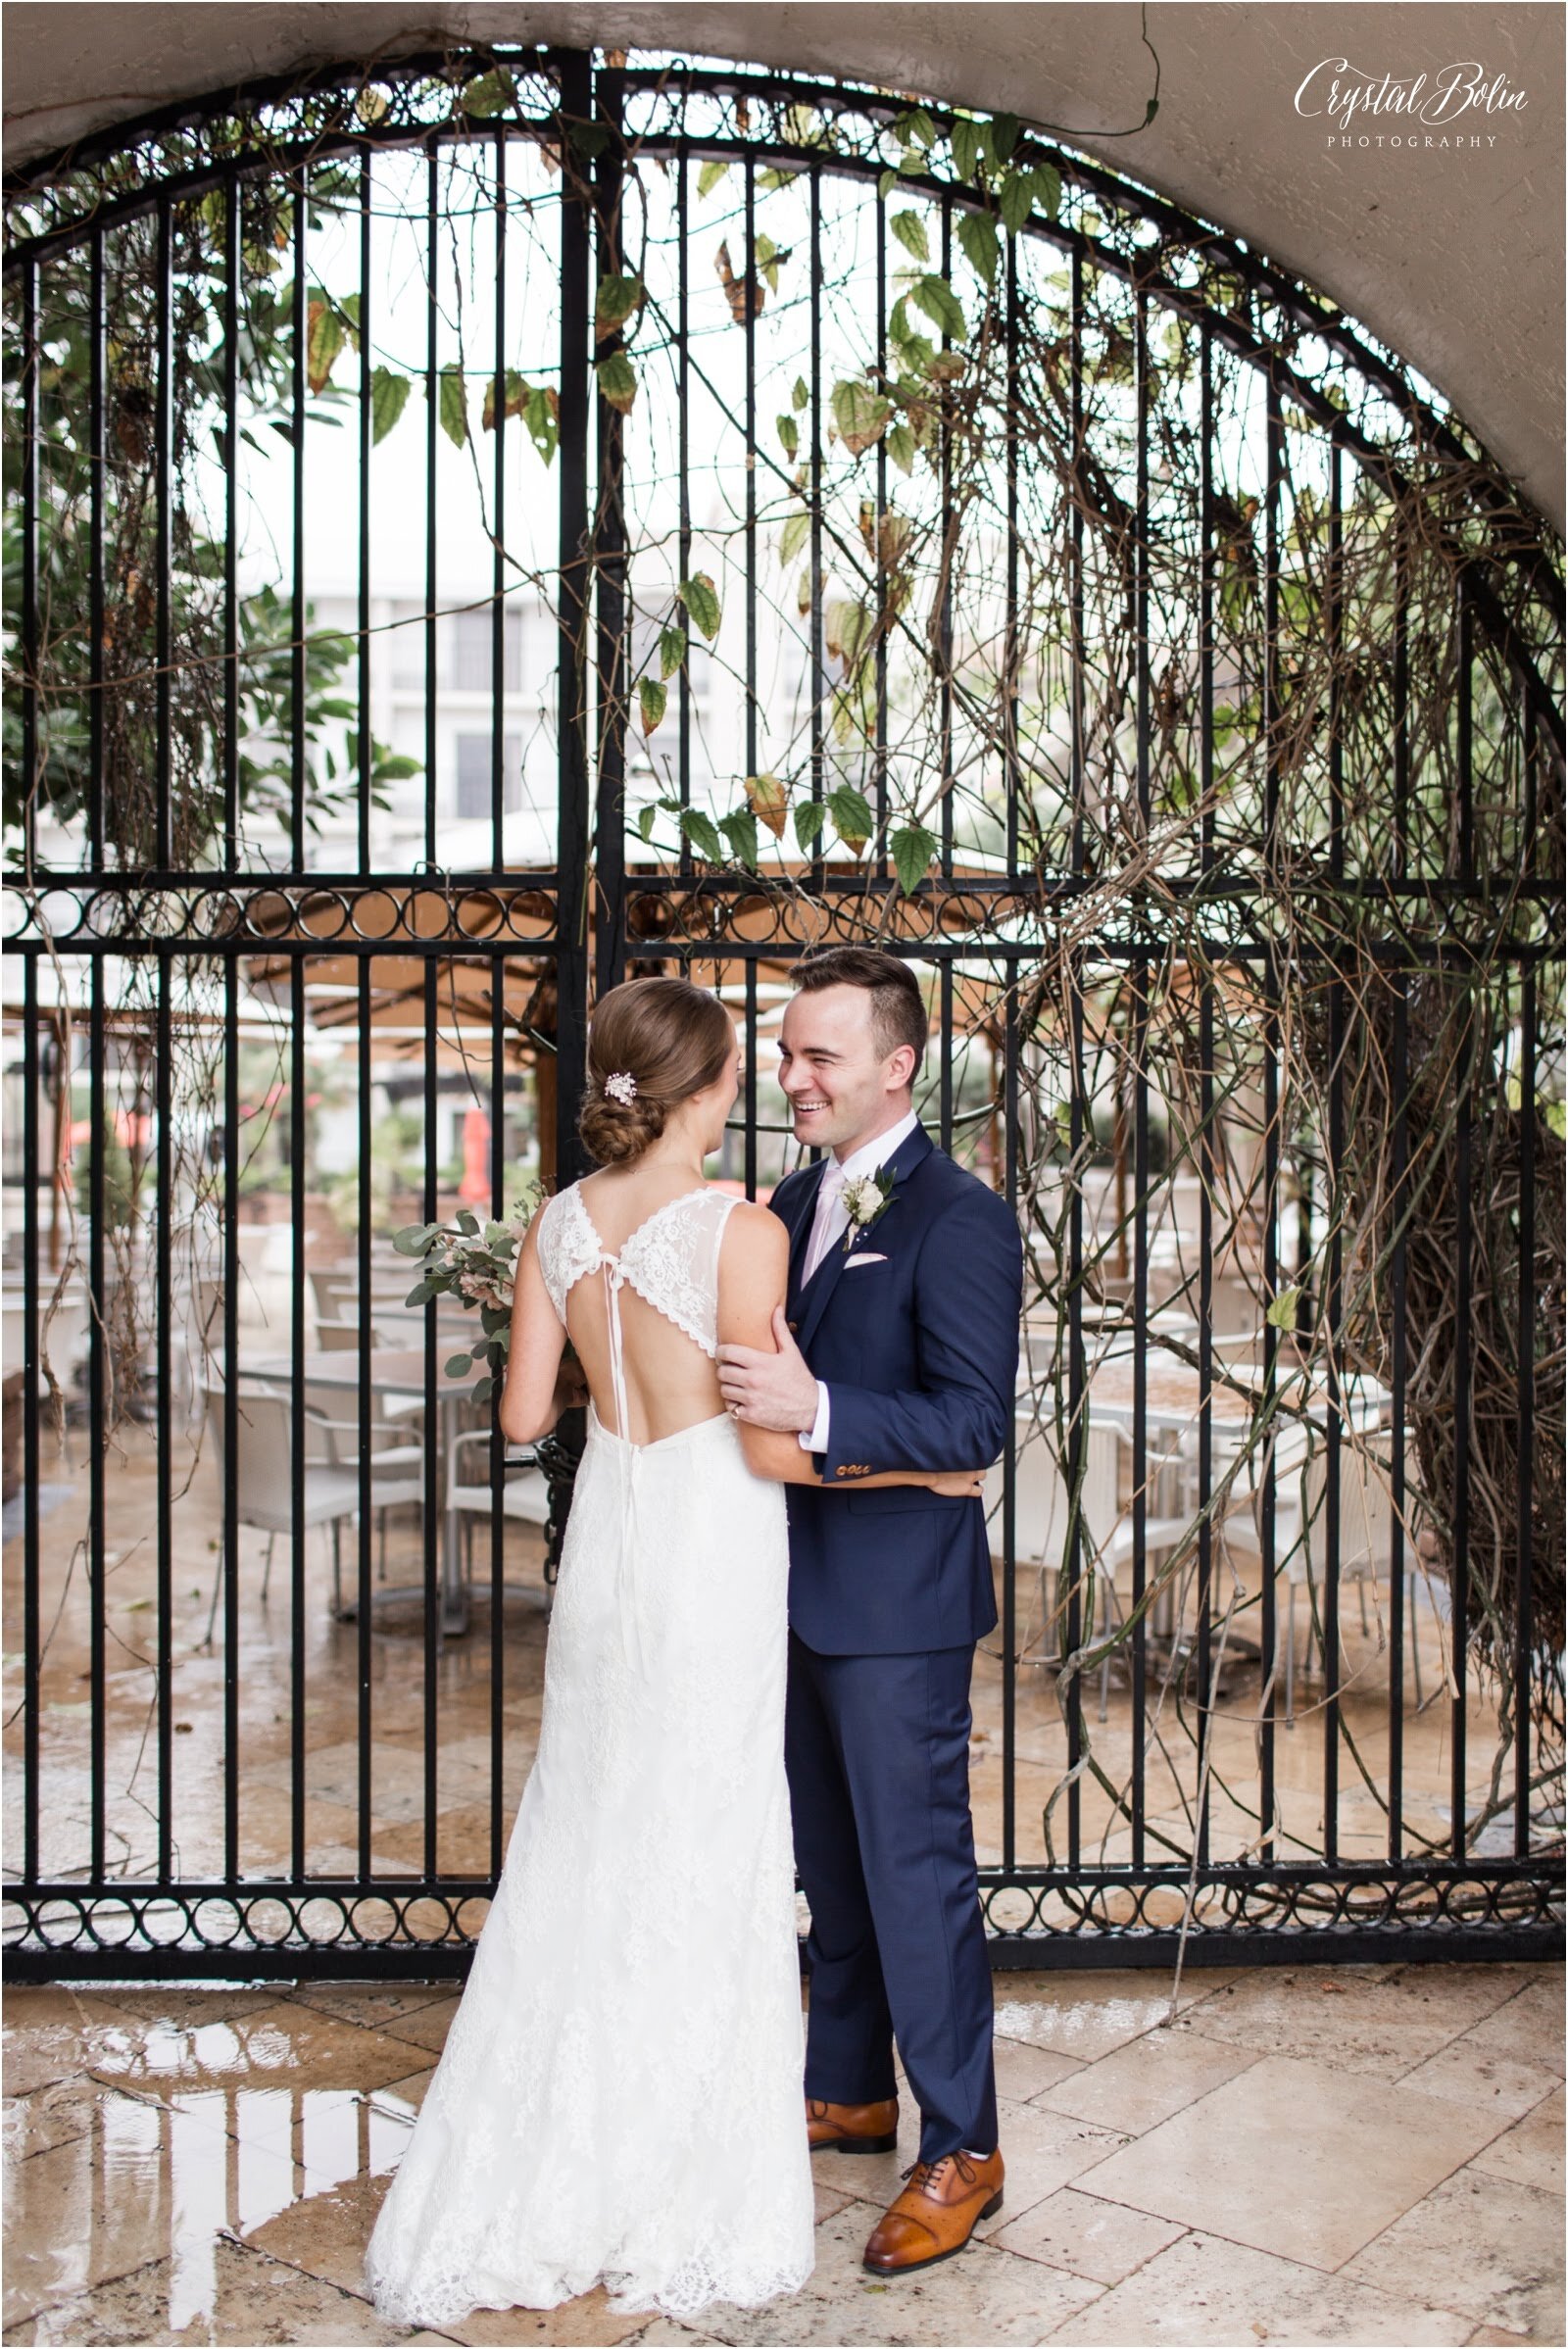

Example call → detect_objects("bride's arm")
498 1218 578 1445
716 1204 982 1493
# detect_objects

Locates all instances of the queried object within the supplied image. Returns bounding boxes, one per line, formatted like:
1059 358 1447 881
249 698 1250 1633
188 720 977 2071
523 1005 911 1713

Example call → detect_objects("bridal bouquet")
393 1180 544 1404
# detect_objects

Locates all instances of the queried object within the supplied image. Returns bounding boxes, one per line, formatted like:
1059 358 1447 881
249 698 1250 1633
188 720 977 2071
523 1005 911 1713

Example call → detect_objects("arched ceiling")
4 1 1562 535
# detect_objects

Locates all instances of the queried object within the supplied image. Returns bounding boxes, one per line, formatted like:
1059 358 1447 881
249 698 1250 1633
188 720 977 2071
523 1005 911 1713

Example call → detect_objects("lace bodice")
535 1182 738 1359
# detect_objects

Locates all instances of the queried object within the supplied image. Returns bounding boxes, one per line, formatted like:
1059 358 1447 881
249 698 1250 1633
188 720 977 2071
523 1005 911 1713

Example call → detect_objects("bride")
365 974 981 2329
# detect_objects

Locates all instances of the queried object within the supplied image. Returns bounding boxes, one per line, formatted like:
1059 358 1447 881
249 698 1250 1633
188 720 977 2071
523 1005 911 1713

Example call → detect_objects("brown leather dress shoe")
805 2095 900 2154
861 2148 1004 2274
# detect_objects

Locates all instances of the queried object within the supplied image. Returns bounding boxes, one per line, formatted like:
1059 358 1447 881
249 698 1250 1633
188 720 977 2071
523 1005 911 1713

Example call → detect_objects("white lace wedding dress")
365 1183 814 2329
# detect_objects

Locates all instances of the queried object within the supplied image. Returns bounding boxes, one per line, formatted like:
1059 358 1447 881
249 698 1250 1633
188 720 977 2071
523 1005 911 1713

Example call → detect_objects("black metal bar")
223 178 240 868
1070 243 1085 878
222 954 240 1880
88 231 106 866
492 129 508 874
873 188 888 868
290 175 306 859
22 954 40 1884
938 193 954 877
676 141 692 858
1066 966 1085 1868
1134 285 1150 836
593 65 627 999
357 956 373 1880
1259 986 1278 1842
744 959 758 1199
1514 965 1536 1858
1130 961 1149 1865
808 164 825 860
422 957 440 1875
424 139 439 870
1197 973 1213 1866
1001 985 1019 1873
1263 365 1280 860
490 969 508 1879
1323 977 1345 1863
1450 995 1472 1863
555 50 593 1168
744 150 758 788
1388 972 1408 1858
155 194 172 868
88 957 107 1880
155 954 173 1878
289 954 307 1880
358 147 373 879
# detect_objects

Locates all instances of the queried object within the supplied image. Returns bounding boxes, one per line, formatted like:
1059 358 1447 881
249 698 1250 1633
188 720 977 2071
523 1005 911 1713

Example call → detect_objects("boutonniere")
840 1167 898 1252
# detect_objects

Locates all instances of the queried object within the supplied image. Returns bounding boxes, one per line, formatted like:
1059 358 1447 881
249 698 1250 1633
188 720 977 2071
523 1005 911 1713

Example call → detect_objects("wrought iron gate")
4 46 1563 1979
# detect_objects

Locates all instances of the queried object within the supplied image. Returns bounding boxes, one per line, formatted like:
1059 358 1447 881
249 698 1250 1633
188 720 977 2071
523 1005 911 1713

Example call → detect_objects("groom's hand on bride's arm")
717 1306 820 1432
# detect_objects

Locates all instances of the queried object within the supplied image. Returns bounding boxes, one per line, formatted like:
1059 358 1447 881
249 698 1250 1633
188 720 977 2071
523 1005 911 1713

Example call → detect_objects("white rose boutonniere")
840 1166 898 1252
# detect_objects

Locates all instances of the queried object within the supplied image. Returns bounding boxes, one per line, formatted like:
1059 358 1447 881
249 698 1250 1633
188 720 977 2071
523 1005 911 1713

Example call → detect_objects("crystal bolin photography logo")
1296 57 1528 152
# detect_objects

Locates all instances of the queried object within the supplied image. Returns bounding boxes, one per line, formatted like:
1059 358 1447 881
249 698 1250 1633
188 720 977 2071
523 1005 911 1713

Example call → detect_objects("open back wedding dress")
365 1183 814 2328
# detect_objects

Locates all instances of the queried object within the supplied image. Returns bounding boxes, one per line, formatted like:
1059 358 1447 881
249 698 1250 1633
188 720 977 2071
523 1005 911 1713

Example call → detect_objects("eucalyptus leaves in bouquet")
393 1181 545 1404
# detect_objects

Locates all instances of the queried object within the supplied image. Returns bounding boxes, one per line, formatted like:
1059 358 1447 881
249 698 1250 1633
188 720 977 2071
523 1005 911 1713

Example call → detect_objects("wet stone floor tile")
0 1968 1561 2347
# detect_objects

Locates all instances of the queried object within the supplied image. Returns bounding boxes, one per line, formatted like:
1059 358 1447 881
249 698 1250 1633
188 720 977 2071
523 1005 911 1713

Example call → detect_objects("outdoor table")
244 1346 487 1637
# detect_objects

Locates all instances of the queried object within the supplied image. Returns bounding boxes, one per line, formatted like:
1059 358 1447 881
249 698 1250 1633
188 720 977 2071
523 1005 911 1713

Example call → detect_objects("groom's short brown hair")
793 947 928 1069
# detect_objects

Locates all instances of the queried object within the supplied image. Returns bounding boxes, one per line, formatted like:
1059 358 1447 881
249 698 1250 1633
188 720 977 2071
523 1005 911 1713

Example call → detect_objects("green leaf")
1265 1288 1301 1330
392 1223 436 1255
595 351 638 414
678 807 722 862
897 106 937 151
910 274 966 340
756 232 783 293
472 1376 495 1406
697 157 728 197
830 377 891 456
717 807 760 868
405 1279 436 1308
369 367 412 444
306 300 345 395
677 572 722 640
523 381 559 465
638 676 666 737
461 68 515 118
779 509 812 567
828 785 875 852
887 421 916 475
792 374 809 412
891 210 930 264
594 270 645 340
999 171 1035 236
456 1210 479 1236
986 111 1020 166
438 364 468 447
1031 162 1063 221
956 211 1000 287
890 822 940 895
658 624 687 678
776 413 799 461
951 117 982 181
445 1352 472 1378
793 800 827 851
636 802 659 842
877 168 898 198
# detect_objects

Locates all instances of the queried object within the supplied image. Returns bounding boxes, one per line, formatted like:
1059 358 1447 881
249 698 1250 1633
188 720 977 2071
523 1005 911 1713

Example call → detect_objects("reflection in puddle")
9 2079 410 2336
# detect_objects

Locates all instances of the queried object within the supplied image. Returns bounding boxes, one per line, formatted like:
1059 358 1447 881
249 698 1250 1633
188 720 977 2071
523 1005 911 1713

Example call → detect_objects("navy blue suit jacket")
771 1122 1023 1655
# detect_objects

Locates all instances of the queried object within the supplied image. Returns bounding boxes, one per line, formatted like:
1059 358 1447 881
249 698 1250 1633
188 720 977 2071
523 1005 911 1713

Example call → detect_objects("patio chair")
1219 1412 1410 1722
202 1385 359 1641
985 1415 1191 1718
445 1426 552 1597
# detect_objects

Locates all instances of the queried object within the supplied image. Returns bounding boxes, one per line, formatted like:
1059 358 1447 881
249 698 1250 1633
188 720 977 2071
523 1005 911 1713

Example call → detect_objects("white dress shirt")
798 1106 922 1454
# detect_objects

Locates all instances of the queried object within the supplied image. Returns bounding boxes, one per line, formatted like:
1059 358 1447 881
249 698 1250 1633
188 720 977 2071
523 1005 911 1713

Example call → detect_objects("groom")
718 946 1023 2277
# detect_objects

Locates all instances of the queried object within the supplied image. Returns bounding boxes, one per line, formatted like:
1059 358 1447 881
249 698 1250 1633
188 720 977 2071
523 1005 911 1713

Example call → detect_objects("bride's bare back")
564 1173 738 1444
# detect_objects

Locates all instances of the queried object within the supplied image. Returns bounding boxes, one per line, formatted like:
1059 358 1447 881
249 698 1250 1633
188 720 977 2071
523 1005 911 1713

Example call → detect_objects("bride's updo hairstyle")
578 976 735 1166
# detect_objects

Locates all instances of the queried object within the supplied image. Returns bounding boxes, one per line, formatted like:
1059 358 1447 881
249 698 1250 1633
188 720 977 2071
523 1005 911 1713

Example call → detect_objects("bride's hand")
929 1468 987 1497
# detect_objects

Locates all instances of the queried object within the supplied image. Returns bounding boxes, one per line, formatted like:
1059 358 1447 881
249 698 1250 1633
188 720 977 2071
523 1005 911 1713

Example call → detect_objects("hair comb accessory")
604 1070 638 1105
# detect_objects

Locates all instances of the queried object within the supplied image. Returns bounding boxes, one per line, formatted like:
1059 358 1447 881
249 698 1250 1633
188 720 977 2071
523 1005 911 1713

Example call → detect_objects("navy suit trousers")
785 1630 999 2165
